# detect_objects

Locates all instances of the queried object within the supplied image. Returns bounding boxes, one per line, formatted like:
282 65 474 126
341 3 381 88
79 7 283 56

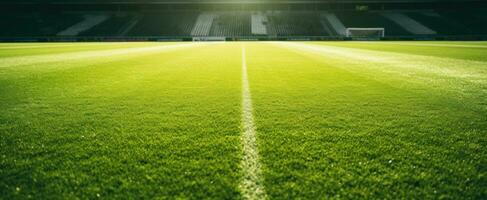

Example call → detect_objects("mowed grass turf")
1 41 486 199
247 42 487 199
0 42 243 199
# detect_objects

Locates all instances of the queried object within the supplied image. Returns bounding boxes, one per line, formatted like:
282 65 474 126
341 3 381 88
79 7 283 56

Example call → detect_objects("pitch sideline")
239 45 267 200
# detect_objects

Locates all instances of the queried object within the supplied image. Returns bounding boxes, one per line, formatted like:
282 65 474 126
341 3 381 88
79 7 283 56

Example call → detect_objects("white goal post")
346 28 385 38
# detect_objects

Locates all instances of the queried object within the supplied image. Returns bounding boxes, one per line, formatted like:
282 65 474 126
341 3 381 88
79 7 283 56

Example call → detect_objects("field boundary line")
239 45 267 200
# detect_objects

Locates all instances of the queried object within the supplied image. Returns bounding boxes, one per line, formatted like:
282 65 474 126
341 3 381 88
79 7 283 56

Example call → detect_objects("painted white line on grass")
239 45 267 200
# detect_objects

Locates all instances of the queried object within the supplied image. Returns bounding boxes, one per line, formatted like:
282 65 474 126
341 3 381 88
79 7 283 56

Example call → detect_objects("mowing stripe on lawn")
0 43 200 68
239 45 267 200
274 42 487 85
358 41 487 49
0 43 118 50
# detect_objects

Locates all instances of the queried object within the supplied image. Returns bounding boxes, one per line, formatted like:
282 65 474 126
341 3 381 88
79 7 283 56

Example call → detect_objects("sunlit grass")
247 42 487 199
1 41 486 199
0 42 242 199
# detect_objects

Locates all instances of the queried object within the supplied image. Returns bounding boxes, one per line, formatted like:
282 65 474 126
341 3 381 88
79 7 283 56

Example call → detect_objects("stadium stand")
336 11 411 36
406 11 470 35
119 15 142 36
321 12 346 36
79 14 134 36
473 11 487 21
191 13 216 37
251 12 268 35
381 12 436 35
210 12 251 37
57 14 109 36
439 10 487 35
0 0 486 40
127 12 197 36
266 11 328 36
0 12 83 37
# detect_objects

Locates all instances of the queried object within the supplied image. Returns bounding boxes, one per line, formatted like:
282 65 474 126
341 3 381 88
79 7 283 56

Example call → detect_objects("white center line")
239 45 267 200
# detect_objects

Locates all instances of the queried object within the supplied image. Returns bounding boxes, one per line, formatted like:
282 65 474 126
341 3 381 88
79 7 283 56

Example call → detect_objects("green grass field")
1 41 486 199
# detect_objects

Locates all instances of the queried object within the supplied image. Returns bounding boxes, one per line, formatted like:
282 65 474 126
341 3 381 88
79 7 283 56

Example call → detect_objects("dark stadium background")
0 0 485 41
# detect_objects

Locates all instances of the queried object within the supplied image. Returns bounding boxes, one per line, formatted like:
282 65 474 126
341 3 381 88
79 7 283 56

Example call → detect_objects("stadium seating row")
210 12 251 37
0 10 486 37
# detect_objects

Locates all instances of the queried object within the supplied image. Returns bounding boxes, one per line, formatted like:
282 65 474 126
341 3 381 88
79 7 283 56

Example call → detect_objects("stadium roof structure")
0 0 482 3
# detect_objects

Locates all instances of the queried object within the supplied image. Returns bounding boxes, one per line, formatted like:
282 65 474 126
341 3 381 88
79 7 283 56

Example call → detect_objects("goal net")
346 28 385 39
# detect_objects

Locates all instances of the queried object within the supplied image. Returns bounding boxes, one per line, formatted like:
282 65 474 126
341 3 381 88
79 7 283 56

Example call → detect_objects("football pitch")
1 41 486 199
